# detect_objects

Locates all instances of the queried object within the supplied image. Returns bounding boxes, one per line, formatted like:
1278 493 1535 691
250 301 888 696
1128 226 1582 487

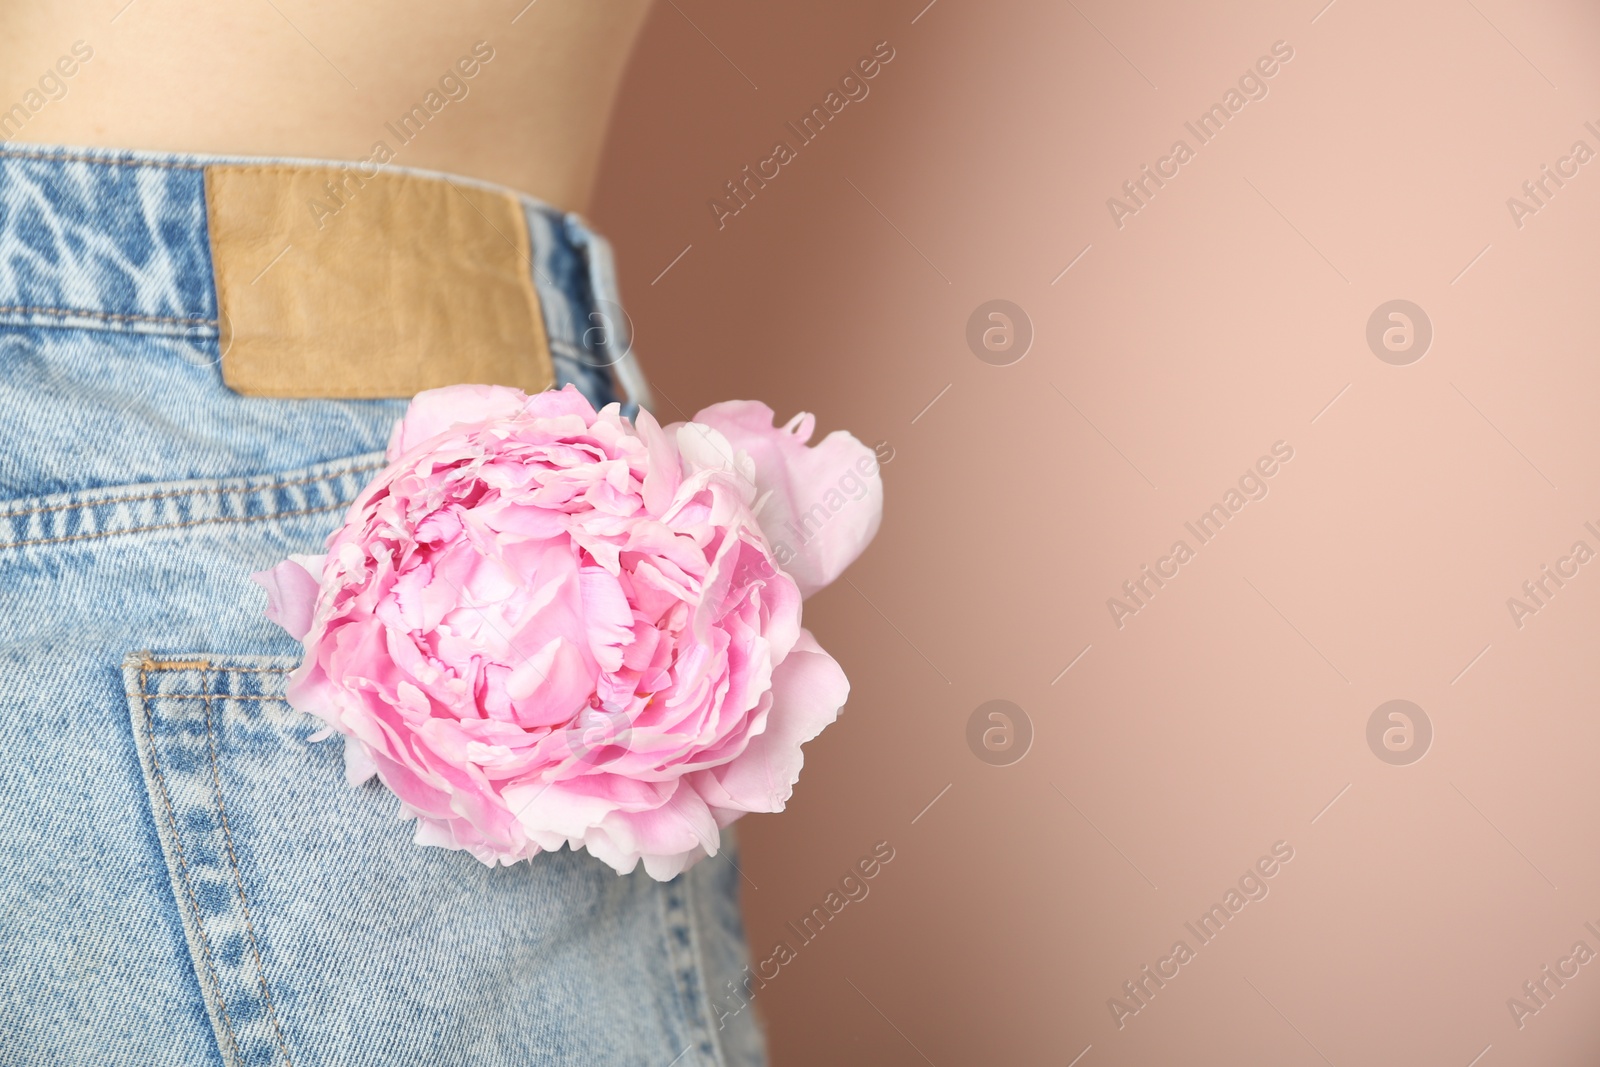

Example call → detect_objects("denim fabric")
0 145 765 1067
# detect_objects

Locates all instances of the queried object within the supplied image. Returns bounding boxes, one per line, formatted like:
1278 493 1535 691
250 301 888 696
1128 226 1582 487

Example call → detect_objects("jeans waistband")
0 143 651 413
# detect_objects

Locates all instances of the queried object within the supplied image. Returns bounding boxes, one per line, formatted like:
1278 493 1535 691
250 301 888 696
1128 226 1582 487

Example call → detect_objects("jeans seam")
0 146 204 170
201 166 234 384
202 669 295 1067
0 304 214 327
660 876 726 1067
680 874 732 1067
0 461 384 520
0 498 351 549
134 664 248 1066
143 694 287 701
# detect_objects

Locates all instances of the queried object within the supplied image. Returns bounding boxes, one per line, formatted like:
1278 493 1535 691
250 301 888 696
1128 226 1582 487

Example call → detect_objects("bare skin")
0 0 654 213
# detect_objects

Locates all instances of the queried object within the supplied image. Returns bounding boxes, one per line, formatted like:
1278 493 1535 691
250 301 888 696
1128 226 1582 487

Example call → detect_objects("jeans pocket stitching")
0 461 385 521
660 875 728 1067
127 653 301 1067
132 660 249 1067
9 500 352 550
201 667 296 1067
0 451 385 552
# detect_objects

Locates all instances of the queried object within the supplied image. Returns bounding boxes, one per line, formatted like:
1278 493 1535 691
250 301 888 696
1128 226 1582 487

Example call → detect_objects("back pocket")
123 653 302 1067
121 653 738 1067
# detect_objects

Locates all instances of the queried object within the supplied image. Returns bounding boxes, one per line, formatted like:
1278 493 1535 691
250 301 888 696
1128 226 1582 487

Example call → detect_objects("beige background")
592 2 1600 1065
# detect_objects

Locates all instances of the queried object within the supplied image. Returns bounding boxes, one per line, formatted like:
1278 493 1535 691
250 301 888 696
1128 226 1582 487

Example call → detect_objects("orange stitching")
0 498 354 549
202 670 295 1067
0 459 384 520
0 305 214 327
0 147 202 171
138 660 290 676
143 657 212 672
135 665 246 1063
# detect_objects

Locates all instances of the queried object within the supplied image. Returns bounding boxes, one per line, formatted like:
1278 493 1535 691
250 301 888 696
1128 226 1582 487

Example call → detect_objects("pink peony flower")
255 384 881 879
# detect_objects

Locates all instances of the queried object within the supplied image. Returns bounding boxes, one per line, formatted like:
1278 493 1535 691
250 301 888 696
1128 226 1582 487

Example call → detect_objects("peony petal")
689 401 882 597
578 565 635 672
634 405 682 516
584 783 721 880
386 383 531 460
252 554 325 641
673 422 747 484
692 629 847 814
343 736 378 786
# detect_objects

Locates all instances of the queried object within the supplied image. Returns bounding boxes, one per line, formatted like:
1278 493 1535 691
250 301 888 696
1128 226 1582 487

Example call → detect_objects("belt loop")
565 215 654 418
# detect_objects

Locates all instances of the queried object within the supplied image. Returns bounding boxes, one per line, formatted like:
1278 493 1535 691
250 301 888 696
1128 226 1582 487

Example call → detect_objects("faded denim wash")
0 144 766 1067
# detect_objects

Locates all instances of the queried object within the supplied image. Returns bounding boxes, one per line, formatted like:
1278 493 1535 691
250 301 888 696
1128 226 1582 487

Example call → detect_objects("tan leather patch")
205 164 553 398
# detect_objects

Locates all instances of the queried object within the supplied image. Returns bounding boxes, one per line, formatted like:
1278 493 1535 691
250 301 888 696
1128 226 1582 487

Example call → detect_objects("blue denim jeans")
0 145 766 1067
